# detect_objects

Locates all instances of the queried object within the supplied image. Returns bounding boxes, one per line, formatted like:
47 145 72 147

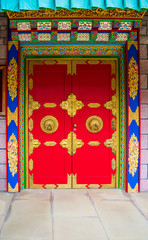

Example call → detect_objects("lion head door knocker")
40 116 59 134
86 116 103 133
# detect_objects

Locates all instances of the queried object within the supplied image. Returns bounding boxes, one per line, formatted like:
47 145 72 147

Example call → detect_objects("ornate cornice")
7 8 146 20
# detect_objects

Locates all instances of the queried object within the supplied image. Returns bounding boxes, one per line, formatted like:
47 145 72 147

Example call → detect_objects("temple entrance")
26 58 118 188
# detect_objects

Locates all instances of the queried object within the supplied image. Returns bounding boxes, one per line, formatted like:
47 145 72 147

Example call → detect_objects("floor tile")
0 199 52 240
91 200 148 240
0 193 13 216
129 192 148 219
88 189 129 201
53 189 97 217
53 217 108 240
14 189 51 200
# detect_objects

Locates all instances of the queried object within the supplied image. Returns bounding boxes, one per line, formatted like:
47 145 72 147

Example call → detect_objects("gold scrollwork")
8 182 18 192
60 131 84 156
104 94 116 117
128 183 138 193
44 103 57 108
127 41 138 51
60 93 84 117
104 132 117 155
29 94 41 117
29 159 33 171
111 77 116 91
88 103 100 108
44 141 57 146
88 184 100 189
129 133 139 177
8 133 18 177
8 41 18 51
112 158 116 171
40 116 59 134
29 118 33 131
128 57 139 101
7 107 18 126
8 57 18 101
29 77 33 90
29 132 41 156
7 9 146 20
111 118 116 131
129 106 139 126
88 141 100 146
86 116 103 133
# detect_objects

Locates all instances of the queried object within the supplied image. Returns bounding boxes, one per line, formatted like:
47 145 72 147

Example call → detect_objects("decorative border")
127 41 140 192
9 19 140 43
26 57 118 189
19 43 126 191
7 9 146 20
7 41 19 192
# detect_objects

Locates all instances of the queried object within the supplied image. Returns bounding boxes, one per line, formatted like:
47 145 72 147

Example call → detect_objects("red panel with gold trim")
28 60 72 188
27 59 117 188
71 60 116 188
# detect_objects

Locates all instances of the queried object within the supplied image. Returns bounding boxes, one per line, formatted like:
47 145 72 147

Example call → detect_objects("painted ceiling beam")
0 0 148 12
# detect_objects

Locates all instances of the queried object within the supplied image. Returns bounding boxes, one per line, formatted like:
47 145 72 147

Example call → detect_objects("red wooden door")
28 59 116 188
72 61 115 187
28 61 72 188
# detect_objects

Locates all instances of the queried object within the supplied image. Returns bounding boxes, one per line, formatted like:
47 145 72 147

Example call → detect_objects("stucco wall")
0 12 148 191
0 13 7 191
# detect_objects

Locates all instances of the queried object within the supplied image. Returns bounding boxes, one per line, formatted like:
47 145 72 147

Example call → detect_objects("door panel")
72 62 113 185
28 62 72 186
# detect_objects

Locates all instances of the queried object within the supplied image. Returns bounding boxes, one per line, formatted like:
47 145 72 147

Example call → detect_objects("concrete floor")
0 189 148 240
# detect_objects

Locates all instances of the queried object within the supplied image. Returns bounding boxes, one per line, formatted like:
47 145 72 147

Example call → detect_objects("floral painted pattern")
129 133 139 177
119 22 132 30
57 33 70 41
78 21 92 30
116 33 128 41
38 33 51 41
19 34 31 41
128 57 139 100
37 22 51 30
17 22 31 31
96 33 109 41
8 134 18 177
58 22 71 30
99 22 112 30
77 33 90 41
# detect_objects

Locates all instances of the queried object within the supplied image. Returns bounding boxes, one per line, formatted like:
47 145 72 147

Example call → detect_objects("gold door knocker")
86 116 103 133
40 116 59 134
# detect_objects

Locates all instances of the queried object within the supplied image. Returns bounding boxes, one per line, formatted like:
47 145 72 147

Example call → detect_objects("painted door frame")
6 40 140 192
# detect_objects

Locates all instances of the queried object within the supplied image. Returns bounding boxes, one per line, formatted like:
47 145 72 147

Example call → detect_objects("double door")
28 59 117 188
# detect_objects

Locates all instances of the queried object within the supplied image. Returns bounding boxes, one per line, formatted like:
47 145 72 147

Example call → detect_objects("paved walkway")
0 189 148 240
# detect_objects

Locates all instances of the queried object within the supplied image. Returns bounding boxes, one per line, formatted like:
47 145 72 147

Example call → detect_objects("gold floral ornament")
60 93 84 117
104 132 117 155
104 94 116 117
8 57 18 101
129 133 139 177
29 132 41 156
128 57 139 101
8 133 18 177
29 94 41 117
60 131 84 156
